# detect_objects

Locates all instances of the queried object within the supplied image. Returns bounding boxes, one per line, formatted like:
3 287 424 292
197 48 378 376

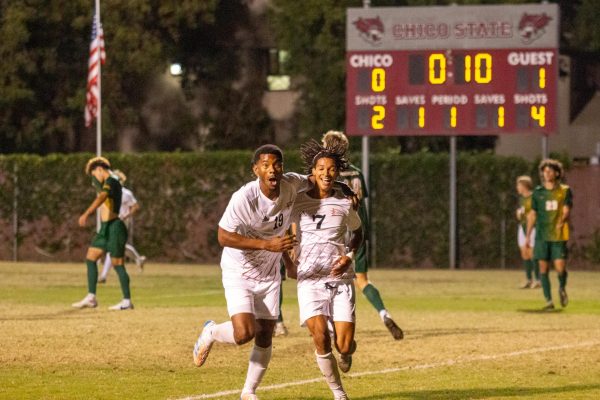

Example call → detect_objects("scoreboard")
345 4 559 136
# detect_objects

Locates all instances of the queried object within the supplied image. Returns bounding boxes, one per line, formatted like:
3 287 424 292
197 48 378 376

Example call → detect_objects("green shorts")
90 219 128 258
534 240 568 261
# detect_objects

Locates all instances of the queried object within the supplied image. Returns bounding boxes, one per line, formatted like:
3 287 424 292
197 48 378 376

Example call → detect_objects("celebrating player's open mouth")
252 153 284 198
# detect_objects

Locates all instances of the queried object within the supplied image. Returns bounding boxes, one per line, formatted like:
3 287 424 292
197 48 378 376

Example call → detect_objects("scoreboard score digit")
345 4 559 136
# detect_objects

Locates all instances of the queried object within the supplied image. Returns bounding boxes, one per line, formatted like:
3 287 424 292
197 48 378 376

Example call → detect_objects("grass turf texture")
1 262 599 400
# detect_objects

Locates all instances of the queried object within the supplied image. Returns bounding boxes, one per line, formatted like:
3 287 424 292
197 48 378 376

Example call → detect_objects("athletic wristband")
346 251 355 261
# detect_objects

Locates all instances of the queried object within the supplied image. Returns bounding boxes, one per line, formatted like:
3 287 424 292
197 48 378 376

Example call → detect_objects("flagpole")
95 0 102 232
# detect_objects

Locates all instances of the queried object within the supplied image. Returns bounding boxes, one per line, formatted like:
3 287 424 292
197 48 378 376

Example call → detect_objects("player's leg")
98 253 112 283
107 220 133 310
300 284 348 400
518 227 533 288
331 282 356 373
125 243 146 271
239 279 280 399
529 228 541 287
355 267 403 340
73 247 104 308
535 241 554 309
552 241 569 307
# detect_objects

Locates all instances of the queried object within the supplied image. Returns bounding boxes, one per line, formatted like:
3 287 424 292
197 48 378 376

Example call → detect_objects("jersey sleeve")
564 187 573 207
218 191 250 234
283 172 309 193
347 207 361 231
531 191 540 212
127 189 138 204
102 178 116 197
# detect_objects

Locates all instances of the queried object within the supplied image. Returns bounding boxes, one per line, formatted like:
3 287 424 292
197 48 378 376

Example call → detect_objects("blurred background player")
515 176 540 289
526 159 573 311
72 157 133 310
192 145 308 400
286 139 362 400
322 131 403 340
98 169 146 283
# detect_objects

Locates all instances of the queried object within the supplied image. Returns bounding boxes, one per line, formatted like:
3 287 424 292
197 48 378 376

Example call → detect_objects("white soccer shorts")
297 281 356 325
222 276 280 320
518 225 536 247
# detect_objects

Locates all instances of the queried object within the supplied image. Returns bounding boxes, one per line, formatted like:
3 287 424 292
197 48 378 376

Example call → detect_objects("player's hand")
556 222 564 236
264 235 297 252
78 213 89 227
525 236 531 248
330 256 352 278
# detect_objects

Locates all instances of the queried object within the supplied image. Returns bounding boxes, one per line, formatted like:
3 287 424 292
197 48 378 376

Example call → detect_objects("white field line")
174 340 600 400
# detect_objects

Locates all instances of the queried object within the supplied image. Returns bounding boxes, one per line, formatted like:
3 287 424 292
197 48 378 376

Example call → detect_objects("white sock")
100 255 112 279
122 299 131 306
87 293 96 299
315 351 346 398
242 345 272 395
211 321 236 344
379 309 391 322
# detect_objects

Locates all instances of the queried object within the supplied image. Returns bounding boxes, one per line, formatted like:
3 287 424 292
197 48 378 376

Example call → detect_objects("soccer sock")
100 254 112 280
211 321 236 344
540 272 552 302
242 345 272 395
524 260 533 281
532 260 540 280
86 259 98 295
113 265 131 299
558 270 568 290
362 283 386 313
277 283 284 323
315 351 346 398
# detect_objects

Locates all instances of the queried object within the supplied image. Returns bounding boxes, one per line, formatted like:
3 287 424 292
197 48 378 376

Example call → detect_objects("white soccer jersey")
119 188 137 219
292 189 361 286
219 173 308 282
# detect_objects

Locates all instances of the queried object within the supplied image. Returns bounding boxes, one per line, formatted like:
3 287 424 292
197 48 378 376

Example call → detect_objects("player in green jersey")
526 159 572 310
515 176 540 289
322 131 403 340
72 156 133 310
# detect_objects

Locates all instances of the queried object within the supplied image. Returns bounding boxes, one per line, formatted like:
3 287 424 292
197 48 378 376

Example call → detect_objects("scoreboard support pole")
542 135 549 159
449 136 457 270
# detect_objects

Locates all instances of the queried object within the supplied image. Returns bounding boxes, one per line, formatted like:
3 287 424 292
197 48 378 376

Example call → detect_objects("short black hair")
252 144 283 165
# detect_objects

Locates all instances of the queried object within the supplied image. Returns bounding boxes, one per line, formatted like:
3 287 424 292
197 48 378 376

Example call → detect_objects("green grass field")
1 262 599 400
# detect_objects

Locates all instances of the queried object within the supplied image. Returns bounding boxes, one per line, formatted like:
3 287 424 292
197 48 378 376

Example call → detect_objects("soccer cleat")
383 316 404 340
519 280 532 289
136 255 146 272
530 280 541 289
542 301 555 311
338 340 356 373
240 394 259 400
71 295 97 309
108 300 134 310
559 289 568 308
193 320 216 367
273 321 288 337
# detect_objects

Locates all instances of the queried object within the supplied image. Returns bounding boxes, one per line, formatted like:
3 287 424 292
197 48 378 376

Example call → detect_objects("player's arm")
122 203 140 220
331 227 363 278
281 250 297 280
78 191 108 227
526 209 536 248
217 227 297 252
556 204 571 235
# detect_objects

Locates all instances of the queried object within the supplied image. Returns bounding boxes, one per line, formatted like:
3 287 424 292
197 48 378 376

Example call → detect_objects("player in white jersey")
98 170 146 283
285 140 363 400
192 145 309 400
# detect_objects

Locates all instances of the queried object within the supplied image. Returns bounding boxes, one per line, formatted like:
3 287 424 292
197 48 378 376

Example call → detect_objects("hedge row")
0 151 534 267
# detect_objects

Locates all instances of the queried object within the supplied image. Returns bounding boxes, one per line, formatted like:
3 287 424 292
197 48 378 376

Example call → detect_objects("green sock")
540 273 552 302
362 283 386 312
114 265 131 299
524 260 533 281
558 270 568 290
86 259 98 294
532 260 540 280
277 283 284 323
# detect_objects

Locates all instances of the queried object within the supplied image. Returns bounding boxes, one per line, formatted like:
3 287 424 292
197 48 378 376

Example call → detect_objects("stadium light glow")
169 63 183 76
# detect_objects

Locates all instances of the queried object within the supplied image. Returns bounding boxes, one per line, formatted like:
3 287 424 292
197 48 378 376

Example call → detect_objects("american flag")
85 13 106 128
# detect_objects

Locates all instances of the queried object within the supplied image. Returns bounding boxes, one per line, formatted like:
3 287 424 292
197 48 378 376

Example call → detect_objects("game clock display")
346 4 559 136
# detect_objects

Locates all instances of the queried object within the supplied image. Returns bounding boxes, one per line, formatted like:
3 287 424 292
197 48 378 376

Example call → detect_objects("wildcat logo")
518 13 552 44
353 16 384 46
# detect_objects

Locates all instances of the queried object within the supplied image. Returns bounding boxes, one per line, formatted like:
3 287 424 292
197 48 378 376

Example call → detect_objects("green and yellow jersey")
338 164 369 233
518 194 533 230
92 173 122 219
531 183 573 242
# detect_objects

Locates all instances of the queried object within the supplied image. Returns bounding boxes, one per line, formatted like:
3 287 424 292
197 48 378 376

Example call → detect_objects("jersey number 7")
313 214 325 229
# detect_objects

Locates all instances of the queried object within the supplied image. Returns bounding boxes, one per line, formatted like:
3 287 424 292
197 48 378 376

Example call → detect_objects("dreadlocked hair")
300 139 349 174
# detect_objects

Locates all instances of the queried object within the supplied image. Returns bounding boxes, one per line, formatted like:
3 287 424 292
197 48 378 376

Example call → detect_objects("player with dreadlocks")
284 139 363 400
